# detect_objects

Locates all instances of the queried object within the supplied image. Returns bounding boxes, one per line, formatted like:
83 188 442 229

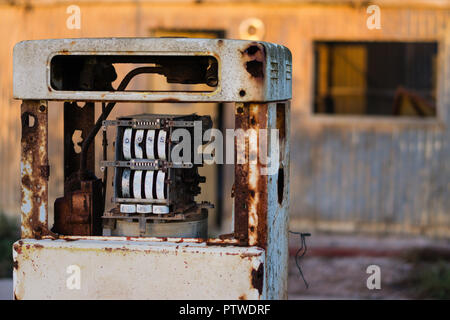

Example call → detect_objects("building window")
313 41 438 117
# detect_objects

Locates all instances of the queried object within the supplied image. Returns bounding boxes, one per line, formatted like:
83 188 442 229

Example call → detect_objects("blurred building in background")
0 0 449 237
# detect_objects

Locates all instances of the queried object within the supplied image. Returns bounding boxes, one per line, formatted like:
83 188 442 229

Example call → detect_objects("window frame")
308 36 448 130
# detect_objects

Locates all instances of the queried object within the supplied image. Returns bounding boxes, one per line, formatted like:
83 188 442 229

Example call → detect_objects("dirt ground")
288 256 413 299
287 233 450 299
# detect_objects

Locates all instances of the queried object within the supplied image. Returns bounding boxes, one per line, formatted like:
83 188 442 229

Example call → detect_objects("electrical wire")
289 231 311 289
101 102 108 206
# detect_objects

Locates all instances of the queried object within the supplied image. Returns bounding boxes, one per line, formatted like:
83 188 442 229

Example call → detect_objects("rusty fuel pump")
12 38 291 299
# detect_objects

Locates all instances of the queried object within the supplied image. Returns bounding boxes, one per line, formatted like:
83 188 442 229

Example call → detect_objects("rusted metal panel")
13 238 265 300
41 234 242 245
13 38 292 103
63 102 95 181
49 100 101 236
233 102 269 248
233 101 289 298
234 103 250 244
247 103 269 248
265 102 290 299
53 178 103 236
20 100 51 239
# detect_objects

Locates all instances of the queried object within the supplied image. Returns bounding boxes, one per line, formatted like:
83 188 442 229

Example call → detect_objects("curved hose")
79 66 161 179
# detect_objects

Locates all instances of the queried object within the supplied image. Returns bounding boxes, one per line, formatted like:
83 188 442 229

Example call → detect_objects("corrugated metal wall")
291 125 450 237
0 0 449 236
288 4 450 237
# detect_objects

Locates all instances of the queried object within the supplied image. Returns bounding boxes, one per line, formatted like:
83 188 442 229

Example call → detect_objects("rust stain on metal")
40 165 50 180
234 103 250 244
218 233 234 240
159 98 180 103
241 42 266 80
251 262 264 295
54 178 103 236
240 251 262 259
233 103 268 248
206 238 239 246
13 240 24 254
42 235 239 246
251 104 269 248
249 104 268 249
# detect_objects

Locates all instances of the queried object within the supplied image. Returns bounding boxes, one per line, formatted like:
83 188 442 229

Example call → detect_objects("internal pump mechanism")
101 113 213 237
53 59 218 238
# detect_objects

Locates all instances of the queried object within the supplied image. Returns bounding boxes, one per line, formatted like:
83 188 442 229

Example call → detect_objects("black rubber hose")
79 66 162 179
